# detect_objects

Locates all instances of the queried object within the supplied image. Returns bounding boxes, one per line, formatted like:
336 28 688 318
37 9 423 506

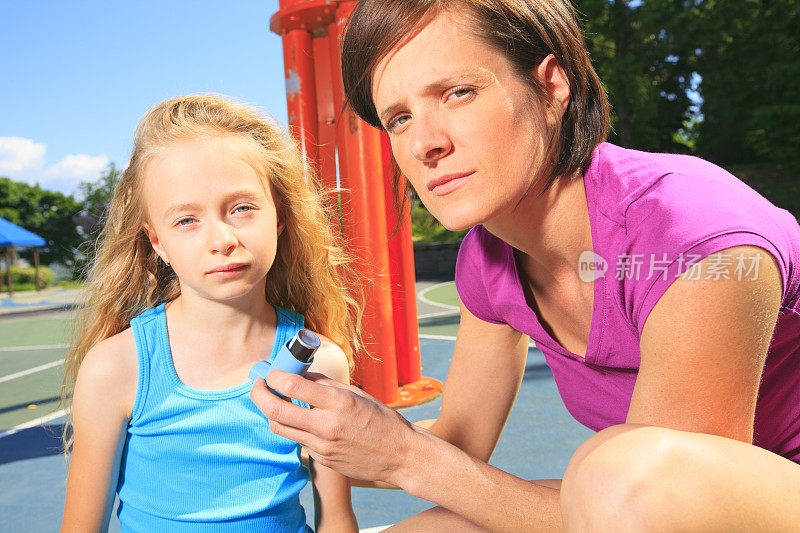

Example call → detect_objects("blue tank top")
117 303 312 533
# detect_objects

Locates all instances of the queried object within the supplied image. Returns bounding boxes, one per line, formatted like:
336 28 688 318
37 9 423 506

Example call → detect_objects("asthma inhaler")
249 329 321 397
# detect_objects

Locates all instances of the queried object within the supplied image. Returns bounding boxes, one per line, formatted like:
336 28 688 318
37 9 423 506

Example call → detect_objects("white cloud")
46 154 109 180
0 137 46 173
0 137 108 195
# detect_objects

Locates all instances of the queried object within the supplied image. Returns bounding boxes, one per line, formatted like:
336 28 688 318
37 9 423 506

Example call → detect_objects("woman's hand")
250 371 422 488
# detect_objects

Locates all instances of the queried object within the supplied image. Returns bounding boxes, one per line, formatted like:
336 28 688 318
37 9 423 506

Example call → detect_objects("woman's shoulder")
590 143 799 245
456 225 513 274
454 226 515 325
77 327 138 418
591 144 739 218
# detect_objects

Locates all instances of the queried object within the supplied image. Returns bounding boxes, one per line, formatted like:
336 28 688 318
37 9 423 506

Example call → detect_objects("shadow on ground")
522 361 554 382
418 314 460 328
0 423 68 466
0 396 63 416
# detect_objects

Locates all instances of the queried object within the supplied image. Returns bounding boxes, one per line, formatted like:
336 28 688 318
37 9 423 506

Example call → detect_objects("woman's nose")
409 119 452 163
210 221 238 255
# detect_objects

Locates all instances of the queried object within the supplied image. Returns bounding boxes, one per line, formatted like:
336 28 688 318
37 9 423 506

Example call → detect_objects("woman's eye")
387 114 410 132
447 87 476 102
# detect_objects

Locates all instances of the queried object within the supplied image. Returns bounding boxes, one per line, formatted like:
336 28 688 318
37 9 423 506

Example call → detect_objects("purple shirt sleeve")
618 171 794 336
455 226 508 325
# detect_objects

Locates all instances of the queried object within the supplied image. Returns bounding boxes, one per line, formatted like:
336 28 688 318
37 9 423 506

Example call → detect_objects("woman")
251 0 800 530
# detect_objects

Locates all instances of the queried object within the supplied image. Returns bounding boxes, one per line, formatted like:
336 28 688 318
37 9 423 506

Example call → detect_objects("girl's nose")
409 118 452 163
210 221 238 255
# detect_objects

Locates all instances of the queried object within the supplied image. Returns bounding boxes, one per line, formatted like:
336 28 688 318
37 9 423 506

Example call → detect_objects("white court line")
419 333 457 341
0 359 65 384
417 309 459 320
0 343 69 352
417 281 459 311
359 527 392 533
0 408 68 439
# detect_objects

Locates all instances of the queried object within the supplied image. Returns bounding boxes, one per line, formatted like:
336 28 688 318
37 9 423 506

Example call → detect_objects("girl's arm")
62 330 138 533
306 339 358 532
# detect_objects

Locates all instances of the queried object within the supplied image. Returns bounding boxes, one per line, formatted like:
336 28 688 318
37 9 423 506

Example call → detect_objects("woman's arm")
426 302 530 460
251 305 565 532
630 246 783 438
351 301 530 491
61 331 137 533
306 339 358 532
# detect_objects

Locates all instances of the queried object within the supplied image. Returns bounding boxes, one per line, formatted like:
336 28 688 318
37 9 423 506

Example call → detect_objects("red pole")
272 0 329 175
333 2 400 404
271 0 441 406
381 133 422 385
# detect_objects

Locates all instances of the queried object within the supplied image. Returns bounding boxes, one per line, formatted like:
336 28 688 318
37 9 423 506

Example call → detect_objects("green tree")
692 0 800 164
0 177 84 270
576 0 702 152
72 163 121 275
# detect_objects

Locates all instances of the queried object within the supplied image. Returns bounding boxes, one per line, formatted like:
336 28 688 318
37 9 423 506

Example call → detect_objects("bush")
411 201 468 243
0 265 54 290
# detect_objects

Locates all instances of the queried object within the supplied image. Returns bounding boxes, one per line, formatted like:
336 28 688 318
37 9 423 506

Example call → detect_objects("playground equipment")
270 0 443 407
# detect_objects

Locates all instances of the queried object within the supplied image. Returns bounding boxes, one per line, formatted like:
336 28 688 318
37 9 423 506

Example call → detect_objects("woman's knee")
561 424 700 531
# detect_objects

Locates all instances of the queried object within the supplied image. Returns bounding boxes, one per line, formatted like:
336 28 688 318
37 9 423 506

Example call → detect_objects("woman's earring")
163 257 171 267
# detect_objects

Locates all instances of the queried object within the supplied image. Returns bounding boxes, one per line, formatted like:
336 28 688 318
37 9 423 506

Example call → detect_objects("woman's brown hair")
341 0 610 196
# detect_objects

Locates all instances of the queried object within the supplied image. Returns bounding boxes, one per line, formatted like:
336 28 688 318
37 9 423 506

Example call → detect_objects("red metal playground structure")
271 0 443 407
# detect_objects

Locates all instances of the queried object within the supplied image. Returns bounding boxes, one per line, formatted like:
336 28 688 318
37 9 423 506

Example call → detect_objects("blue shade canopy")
0 217 46 247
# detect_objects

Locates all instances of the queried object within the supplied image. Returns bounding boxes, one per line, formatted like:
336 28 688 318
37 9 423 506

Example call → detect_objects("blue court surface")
0 282 593 531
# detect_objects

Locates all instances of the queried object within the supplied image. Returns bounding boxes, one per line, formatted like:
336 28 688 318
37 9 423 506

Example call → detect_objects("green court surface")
0 312 73 433
418 280 460 309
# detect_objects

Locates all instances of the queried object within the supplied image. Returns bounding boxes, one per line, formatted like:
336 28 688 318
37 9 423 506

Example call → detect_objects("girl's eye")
175 217 196 227
386 114 410 133
233 204 255 214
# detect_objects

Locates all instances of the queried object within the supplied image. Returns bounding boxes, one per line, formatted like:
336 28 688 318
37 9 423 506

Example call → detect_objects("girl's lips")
427 171 474 196
207 264 249 278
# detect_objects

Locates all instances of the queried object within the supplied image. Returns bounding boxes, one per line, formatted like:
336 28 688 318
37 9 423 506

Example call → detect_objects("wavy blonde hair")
61 94 362 451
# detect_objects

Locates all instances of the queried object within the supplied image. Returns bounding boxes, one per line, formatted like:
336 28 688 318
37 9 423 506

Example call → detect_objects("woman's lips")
427 171 474 196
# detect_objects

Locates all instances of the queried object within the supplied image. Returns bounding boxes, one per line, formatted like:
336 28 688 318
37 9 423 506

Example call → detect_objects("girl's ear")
277 217 286 237
142 223 169 264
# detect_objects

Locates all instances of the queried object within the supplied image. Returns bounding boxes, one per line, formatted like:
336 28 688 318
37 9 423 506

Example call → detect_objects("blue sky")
0 1 287 195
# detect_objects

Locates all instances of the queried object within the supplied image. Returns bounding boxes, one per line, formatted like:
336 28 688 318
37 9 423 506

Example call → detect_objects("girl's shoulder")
307 334 350 384
77 327 138 419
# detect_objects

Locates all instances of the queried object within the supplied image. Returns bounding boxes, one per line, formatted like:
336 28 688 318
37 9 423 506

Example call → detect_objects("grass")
0 283 41 292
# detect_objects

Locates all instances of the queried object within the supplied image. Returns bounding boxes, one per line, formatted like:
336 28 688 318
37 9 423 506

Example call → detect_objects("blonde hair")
61 94 362 451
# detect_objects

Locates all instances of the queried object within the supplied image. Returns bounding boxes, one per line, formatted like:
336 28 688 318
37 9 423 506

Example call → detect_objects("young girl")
60 94 361 532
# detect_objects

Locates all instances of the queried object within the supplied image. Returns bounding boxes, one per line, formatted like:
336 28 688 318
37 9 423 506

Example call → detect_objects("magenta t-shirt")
455 142 800 463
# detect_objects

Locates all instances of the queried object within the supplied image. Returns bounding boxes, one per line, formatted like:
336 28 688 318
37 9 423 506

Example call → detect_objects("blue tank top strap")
269 307 304 364
128 302 169 424
270 307 310 410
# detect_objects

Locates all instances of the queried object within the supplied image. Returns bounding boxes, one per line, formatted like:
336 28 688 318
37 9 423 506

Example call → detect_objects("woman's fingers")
251 372 422 485
250 378 325 432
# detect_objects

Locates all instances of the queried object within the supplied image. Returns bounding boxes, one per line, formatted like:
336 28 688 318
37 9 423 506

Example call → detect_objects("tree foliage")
692 0 800 164
0 177 84 269
576 0 701 152
575 0 799 165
